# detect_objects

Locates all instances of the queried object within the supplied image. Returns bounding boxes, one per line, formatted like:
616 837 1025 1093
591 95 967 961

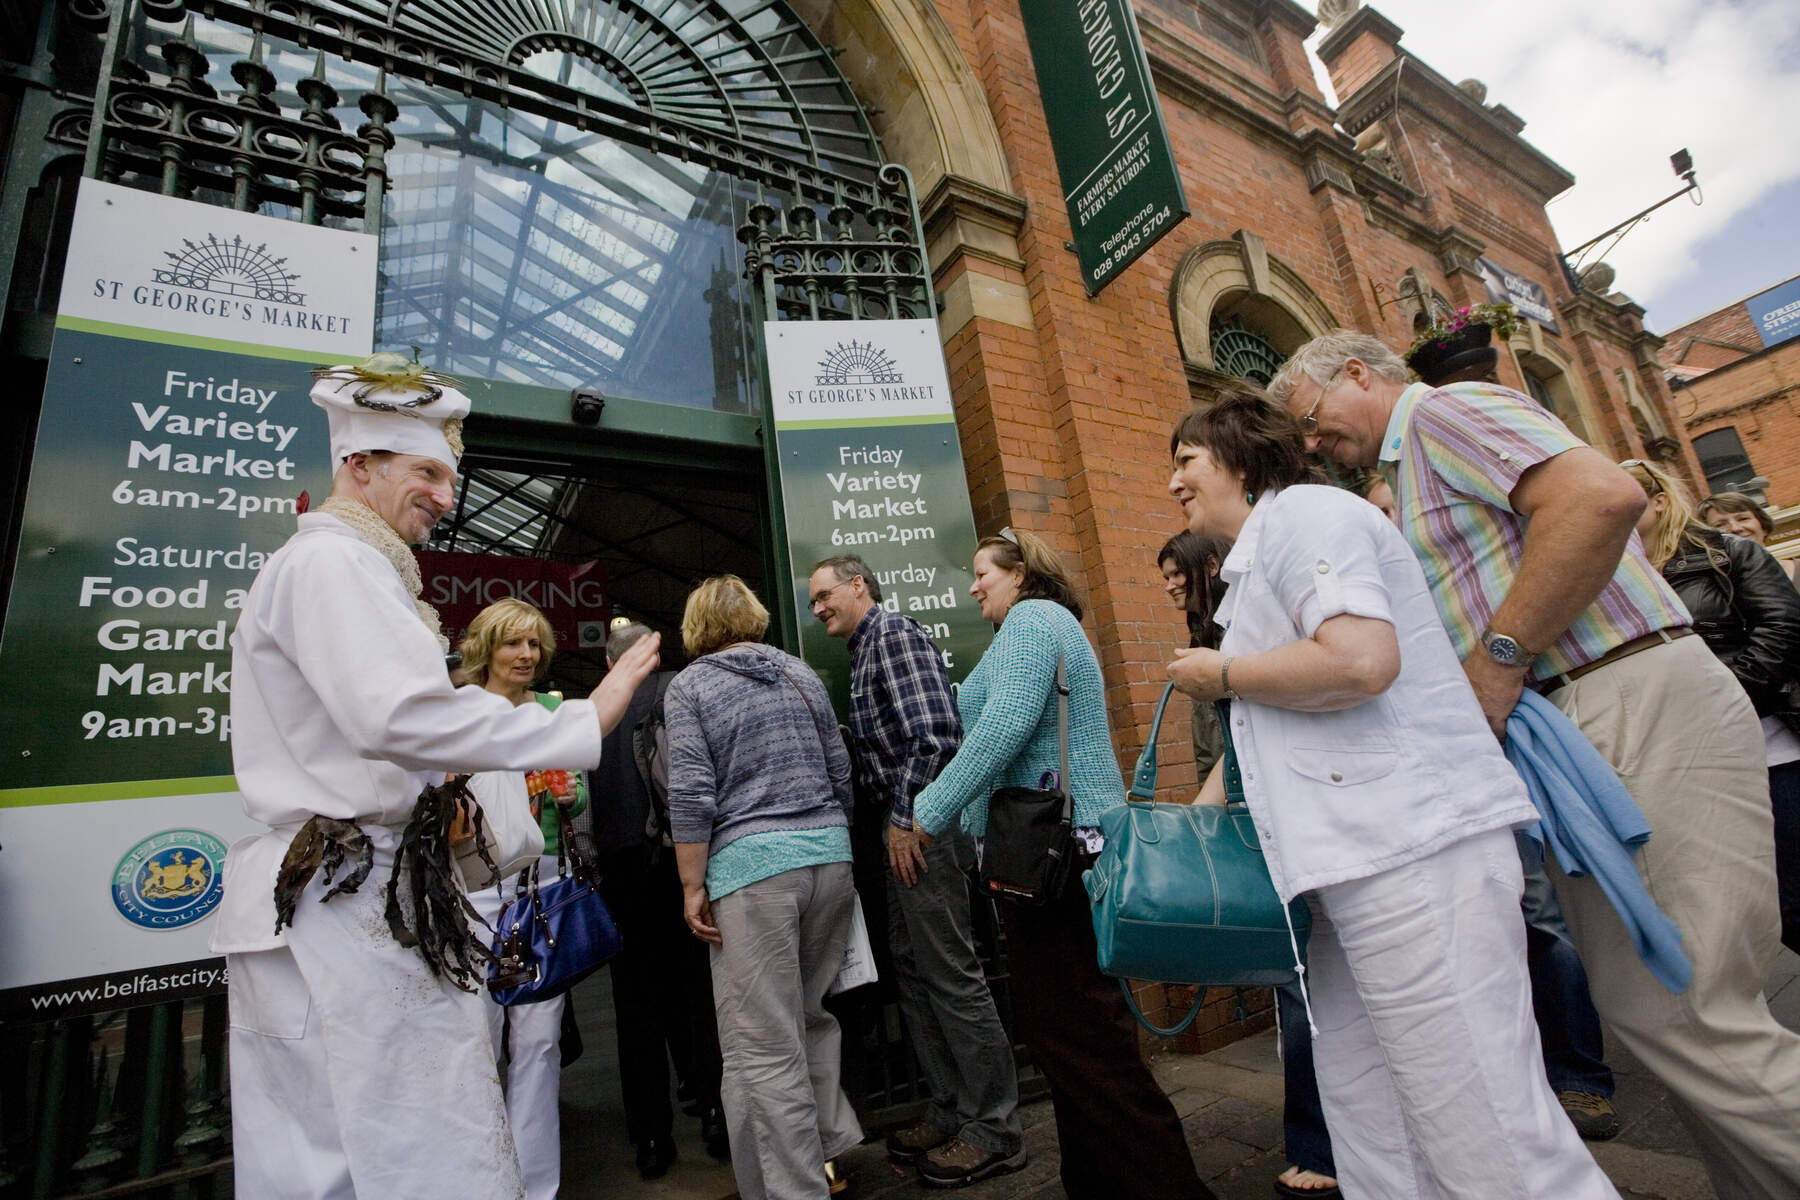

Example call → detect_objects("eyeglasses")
809 578 857 609
1296 367 1343 436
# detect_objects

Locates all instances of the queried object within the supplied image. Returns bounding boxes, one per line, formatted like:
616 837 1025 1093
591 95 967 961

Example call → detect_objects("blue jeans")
1278 981 1336 1176
887 824 1024 1154
1515 830 1613 1097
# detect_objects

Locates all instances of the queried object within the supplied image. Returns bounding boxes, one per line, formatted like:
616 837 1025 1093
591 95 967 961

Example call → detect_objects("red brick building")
903 0 1700 1039
1663 275 1800 564
909 0 1696 801
0 0 1726 1104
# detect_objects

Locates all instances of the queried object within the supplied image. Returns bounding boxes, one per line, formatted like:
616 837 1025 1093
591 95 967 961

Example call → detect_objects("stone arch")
791 1 1031 333
789 1 1011 199
1170 234 1340 378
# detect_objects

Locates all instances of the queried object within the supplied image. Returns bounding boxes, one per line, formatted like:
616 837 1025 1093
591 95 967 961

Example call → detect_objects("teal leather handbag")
1084 682 1310 1035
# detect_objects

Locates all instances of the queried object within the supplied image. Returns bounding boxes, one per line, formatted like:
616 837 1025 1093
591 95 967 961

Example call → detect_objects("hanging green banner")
1018 0 1190 294
0 179 373 1018
764 320 992 710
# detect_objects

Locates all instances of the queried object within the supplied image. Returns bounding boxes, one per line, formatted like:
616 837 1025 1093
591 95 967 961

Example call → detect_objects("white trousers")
227 862 524 1200
1306 829 1618 1200
470 856 565 1200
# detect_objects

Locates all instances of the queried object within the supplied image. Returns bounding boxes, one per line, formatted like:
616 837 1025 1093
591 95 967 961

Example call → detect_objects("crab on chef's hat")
309 351 470 471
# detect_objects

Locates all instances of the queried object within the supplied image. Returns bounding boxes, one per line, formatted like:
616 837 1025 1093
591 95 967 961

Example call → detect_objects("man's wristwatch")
1479 629 1532 668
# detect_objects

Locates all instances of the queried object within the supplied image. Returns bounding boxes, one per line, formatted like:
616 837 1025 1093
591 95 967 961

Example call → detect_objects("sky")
1303 0 1800 333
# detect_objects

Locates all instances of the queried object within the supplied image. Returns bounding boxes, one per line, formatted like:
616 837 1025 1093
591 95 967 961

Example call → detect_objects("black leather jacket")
1661 526 1800 729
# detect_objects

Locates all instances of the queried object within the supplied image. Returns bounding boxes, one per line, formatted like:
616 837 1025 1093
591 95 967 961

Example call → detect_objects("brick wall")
927 0 1678 819
1680 337 1800 507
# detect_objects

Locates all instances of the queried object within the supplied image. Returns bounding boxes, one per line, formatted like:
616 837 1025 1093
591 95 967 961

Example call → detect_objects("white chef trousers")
470 856 566 1200
1305 828 1618 1200
227 860 524 1200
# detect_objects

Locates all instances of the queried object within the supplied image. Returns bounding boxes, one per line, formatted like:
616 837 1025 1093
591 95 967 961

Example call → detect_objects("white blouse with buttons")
1213 485 1539 902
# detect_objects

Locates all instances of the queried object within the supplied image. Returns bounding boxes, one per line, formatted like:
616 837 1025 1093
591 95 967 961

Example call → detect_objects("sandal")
1273 1165 1341 1198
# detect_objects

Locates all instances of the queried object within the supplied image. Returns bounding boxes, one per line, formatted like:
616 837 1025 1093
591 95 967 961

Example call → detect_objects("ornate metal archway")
0 2 965 1192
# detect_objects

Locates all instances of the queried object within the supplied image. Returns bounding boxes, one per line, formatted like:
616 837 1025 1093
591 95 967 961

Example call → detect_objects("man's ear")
343 452 373 482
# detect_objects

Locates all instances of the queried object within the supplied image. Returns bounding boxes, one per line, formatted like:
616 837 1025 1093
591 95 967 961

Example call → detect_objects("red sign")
417 552 609 654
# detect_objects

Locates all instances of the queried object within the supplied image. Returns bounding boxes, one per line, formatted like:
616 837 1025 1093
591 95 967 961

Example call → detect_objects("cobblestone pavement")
561 947 1798 1200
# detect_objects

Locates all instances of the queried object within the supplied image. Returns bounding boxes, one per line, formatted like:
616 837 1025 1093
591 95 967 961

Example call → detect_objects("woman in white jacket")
1163 388 1617 1200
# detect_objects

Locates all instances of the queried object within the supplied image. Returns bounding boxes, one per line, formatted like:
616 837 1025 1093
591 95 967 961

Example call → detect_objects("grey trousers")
1546 635 1800 1198
709 862 864 1200
887 824 1023 1154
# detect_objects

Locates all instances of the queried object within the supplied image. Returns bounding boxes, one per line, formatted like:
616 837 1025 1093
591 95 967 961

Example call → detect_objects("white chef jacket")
1214 486 1537 902
211 513 602 954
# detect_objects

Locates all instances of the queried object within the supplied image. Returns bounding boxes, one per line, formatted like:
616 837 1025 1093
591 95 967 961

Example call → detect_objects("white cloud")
1306 0 1800 328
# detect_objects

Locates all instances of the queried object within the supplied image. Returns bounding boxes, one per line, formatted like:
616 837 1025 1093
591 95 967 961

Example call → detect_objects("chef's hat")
309 370 470 471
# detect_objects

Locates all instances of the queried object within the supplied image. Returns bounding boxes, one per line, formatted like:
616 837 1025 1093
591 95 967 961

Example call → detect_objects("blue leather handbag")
1084 682 1310 1035
488 802 622 1006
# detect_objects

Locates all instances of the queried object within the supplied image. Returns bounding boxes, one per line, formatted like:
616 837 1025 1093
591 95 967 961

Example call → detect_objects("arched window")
1169 236 1337 394
1208 314 1286 384
119 1 886 411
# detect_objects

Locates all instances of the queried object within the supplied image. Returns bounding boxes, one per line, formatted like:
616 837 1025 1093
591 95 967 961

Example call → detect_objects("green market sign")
0 179 372 1017
764 320 991 711
1019 0 1189 294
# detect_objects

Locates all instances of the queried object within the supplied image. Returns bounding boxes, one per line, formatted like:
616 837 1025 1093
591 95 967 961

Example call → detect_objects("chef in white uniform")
210 363 658 1199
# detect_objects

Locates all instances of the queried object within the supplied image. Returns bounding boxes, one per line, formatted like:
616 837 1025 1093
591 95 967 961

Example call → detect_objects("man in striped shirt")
1270 331 1800 1197
808 556 1025 1188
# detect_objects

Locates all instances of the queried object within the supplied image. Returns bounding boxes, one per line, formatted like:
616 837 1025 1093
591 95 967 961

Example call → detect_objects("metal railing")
7 996 230 1198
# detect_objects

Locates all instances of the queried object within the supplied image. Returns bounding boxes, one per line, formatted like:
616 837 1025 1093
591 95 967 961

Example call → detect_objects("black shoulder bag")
977 657 1074 906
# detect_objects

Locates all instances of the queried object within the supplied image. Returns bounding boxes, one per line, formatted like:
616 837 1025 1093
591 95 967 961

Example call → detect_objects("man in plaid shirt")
809 556 1025 1188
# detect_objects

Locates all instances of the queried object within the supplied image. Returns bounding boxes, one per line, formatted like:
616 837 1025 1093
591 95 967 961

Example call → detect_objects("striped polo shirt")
1378 381 1690 684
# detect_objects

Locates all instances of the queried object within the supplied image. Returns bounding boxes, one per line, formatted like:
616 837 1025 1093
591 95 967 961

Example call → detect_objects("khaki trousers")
709 862 862 1200
1546 635 1800 1198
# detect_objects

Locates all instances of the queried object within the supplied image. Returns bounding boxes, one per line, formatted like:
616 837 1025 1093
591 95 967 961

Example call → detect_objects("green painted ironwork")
1209 314 1288 384
0 1 967 1187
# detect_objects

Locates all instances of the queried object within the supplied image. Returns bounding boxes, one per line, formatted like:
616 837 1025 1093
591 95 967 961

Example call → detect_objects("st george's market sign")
1019 0 1189 295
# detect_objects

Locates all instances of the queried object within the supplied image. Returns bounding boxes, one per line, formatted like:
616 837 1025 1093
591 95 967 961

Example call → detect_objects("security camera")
571 387 606 426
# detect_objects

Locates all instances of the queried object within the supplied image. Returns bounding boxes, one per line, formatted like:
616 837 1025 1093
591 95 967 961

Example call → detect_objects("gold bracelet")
1220 655 1238 700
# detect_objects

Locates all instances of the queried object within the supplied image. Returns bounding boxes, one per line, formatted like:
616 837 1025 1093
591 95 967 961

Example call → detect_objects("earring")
1245 491 1257 506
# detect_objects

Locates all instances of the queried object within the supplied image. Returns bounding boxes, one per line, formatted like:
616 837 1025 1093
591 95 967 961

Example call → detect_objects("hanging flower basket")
1406 303 1521 386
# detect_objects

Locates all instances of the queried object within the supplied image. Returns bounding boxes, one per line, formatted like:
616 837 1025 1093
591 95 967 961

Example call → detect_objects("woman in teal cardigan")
912 530 1212 1200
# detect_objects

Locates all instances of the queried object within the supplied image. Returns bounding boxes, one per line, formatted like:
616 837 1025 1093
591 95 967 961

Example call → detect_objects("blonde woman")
663 576 860 1199
454 597 588 1200
1623 460 1800 954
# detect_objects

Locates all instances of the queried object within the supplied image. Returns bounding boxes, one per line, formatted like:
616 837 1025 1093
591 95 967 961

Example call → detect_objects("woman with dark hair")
1624 460 1800 955
1697 491 1776 545
1157 530 1232 778
1158 530 1231 650
1165 389 1616 1199
911 529 1212 1200
1160 526 1341 1198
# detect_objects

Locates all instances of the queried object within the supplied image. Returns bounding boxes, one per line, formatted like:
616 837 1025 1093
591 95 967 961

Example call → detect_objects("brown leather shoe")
919 1137 1029 1189
885 1119 949 1165
1557 1090 1622 1141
